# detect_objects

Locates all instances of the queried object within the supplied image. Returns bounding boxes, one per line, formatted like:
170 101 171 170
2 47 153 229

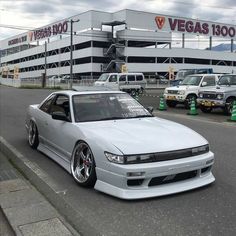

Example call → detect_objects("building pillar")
209 36 212 50
155 42 157 48
231 38 234 52
182 33 185 48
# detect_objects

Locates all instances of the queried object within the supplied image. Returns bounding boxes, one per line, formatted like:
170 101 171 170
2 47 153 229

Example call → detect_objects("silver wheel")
28 121 39 149
71 142 96 186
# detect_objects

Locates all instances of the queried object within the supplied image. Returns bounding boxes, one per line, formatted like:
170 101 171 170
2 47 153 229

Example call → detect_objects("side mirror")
146 106 154 114
51 111 69 122
179 81 183 85
201 81 207 87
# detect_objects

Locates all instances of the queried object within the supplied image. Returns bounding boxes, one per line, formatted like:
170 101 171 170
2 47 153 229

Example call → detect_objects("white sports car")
25 88 215 199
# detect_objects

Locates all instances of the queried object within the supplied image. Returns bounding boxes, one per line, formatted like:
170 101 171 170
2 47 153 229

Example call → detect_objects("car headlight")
199 93 203 98
104 152 124 164
192 144 209 155
177 90 185 95
216 93 224 100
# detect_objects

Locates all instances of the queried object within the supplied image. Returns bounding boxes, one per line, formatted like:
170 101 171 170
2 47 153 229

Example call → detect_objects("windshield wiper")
132 114 153 118
95 116 126 121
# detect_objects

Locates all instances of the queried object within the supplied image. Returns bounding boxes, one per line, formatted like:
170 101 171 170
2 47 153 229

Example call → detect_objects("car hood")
166 85 198 91
199 86 236 93
76 117 207 155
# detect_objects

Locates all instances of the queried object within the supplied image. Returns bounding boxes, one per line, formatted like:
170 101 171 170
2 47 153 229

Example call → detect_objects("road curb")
0 136 100 236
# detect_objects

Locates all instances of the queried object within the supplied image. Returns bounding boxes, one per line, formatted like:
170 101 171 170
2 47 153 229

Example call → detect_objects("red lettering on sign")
155 16 165 29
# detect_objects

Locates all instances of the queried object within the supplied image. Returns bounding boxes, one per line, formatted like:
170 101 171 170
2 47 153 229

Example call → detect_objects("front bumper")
164 94 186 102
95 151 215 199
197 98 225 108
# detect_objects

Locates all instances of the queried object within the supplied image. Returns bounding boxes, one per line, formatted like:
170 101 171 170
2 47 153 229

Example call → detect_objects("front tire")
185 95 197 109
166 100 177 108
200 105 212 113
225 98 236 115
71 142 96 187
28 120 39 149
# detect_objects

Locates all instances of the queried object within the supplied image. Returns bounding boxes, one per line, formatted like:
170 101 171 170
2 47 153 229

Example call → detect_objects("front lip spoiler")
94 172 215 200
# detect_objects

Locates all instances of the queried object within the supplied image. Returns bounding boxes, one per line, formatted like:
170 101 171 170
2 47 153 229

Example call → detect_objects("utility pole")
69 19 80 89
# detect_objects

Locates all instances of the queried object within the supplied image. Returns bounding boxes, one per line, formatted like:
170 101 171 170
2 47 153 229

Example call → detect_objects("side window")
136 75 143 81
39 95 55 113
51 95 71 120
109 75 117 82
128 75 135 82
202 76 216 86
119 75 126 82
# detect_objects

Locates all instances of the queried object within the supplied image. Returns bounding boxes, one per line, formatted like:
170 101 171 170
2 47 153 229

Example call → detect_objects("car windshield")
181 75 202 86
97 74 109 81
218 75 236 86
72 93 153 122
176 70 194 80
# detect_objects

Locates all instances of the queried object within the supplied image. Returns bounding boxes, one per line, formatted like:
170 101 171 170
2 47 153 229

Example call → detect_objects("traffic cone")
187 99 198 115
230 101 236 122
159 95 167 111
135 93 139 101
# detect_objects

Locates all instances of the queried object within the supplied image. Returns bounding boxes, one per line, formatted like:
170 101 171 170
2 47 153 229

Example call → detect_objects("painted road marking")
0 136 67 195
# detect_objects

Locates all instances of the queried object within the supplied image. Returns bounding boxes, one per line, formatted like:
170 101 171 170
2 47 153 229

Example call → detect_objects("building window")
128 57 155 63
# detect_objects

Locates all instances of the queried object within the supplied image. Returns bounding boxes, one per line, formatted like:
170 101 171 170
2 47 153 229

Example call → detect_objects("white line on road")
0 136 67 195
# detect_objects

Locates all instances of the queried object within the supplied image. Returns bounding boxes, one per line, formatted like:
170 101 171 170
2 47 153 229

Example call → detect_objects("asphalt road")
0 85 236 236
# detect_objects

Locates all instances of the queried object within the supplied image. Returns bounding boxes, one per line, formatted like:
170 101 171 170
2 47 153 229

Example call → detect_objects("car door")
46 94 75 161
37 94 57 146
201 75 217 88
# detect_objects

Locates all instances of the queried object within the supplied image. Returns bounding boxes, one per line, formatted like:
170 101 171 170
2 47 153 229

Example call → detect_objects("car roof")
187 74 222 76
52 87 125 96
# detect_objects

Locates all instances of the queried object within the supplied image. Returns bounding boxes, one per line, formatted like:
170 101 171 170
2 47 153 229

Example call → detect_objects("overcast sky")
0 0 235 41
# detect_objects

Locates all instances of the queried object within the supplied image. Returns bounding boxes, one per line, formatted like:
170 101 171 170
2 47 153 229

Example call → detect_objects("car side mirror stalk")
51 111 70 122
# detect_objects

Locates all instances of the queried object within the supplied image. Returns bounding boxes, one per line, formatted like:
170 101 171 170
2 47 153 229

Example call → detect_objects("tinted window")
202 76 216 86
109 75 117 82
119 75 126 82
128 75 135 81
51 95 71 119
40 95 55 113
136 75 143 81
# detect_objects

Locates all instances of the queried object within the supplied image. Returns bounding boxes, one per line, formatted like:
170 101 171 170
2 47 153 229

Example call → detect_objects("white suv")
164 74 222 108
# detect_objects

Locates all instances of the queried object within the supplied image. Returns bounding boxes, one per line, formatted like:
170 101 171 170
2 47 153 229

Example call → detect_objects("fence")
0 76 170 89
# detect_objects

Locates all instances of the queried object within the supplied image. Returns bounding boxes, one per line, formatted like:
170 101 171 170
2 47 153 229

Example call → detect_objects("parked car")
94 73 146 95
25 88 215 199
171 68 214 86
61 75 70 83
48 76 62 83
198 74 236 115
164 74 222 108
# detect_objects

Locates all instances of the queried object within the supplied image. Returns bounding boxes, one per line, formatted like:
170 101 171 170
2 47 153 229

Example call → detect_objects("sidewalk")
0 152 79 236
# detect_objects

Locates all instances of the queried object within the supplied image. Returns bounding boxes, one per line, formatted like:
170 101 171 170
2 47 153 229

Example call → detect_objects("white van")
94 73 146 95
164 74 222 108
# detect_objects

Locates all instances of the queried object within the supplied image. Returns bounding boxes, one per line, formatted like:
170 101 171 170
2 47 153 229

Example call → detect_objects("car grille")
202 93 216 99
148 170 198 186
167 90 178 94
124 145 209 164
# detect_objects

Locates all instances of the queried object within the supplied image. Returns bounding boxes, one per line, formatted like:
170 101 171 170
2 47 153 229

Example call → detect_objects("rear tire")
166 100 177 108
28 120 39 149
